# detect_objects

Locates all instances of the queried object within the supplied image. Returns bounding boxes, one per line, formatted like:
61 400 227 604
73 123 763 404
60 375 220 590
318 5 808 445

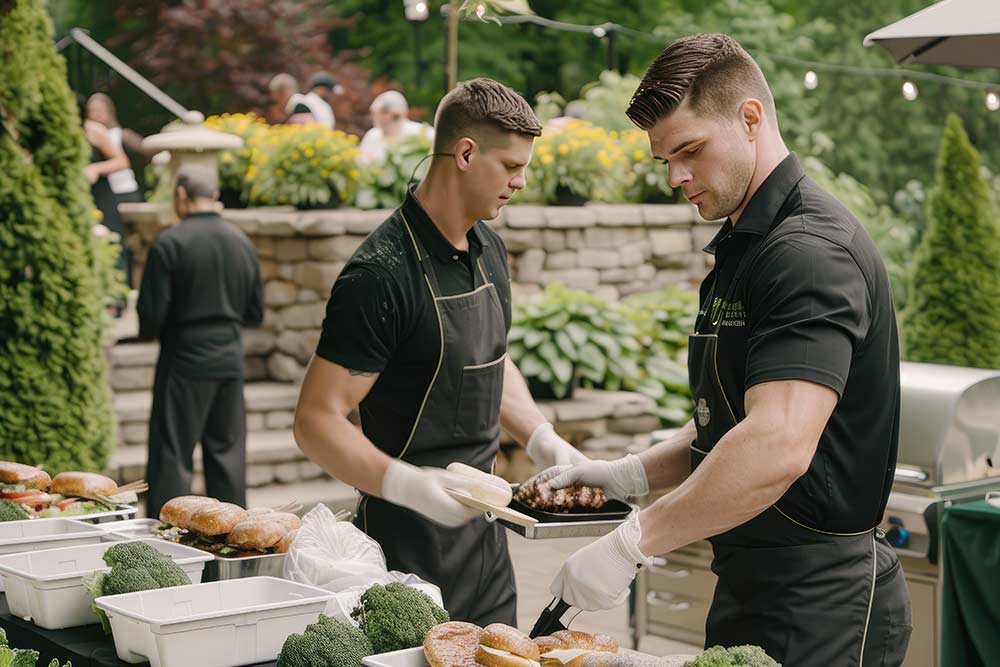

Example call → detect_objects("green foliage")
350 583 449 654
562 71 643 133
355 129 435 210
902 114 1000 369
0 501 30 522
509 284 642 399
621 288 699 425
802 157 915 311
277 615 373 667
683 644 780 667
0 0 115 471
521 120 630 204
245 124 363 208
510 284 697 426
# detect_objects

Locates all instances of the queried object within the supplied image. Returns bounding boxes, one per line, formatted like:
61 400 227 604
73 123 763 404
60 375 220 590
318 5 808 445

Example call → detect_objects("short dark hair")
626 34 776 130
433 78 542 152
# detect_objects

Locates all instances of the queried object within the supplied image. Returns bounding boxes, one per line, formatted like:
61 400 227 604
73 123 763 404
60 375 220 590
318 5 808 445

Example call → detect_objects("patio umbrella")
863 0 1000 68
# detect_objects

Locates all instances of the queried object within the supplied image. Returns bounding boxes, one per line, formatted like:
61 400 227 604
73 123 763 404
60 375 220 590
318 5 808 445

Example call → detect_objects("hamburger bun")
49 472 117 497
425 622 483 667
159 495 220 529
0 462 51 491
534 631 617 654
274 528 298 554
227 513 302 550
188 502 247 536
476 624 540 667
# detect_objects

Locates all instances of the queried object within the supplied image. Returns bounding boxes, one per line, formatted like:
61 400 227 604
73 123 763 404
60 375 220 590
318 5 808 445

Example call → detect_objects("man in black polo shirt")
543 35 911 665
294 78 588 625
138 164 263 518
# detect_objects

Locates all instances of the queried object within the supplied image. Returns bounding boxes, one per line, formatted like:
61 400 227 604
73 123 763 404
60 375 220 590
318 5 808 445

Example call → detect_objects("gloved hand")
538 454 649 501
526 423 589 470
381 459 482 527
550 511 653 611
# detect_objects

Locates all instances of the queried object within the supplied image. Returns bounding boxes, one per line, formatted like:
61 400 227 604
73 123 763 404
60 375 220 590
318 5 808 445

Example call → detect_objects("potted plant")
203 113 269 208
244 124 362 209
521 120 629 206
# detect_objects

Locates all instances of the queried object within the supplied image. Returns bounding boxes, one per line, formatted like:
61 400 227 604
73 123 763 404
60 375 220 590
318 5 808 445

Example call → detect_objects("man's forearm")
293 411 393 497
499 356 547 446
636 416 801 556
638 418 696 491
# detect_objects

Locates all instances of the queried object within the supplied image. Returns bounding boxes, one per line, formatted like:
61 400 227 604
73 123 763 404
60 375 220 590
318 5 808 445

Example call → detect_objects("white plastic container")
0 538 214 630
0 518 107 592
96 576 335 666
363 646 430 667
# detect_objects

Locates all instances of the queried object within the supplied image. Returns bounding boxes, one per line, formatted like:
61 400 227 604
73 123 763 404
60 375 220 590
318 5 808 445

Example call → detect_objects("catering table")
0 593 277 667
940 499 1000 667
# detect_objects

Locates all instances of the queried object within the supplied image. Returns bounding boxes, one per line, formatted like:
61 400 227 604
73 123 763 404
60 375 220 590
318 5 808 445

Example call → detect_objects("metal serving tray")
498 485 635 539
106 519 286 580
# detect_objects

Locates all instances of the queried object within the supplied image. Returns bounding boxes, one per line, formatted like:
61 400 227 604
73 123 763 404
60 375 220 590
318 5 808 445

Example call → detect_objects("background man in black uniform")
138 164 263 518
294 78 587 625
543 35 912 666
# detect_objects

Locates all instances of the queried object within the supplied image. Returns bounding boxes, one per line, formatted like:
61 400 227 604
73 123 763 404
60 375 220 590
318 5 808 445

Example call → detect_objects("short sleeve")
315 264 401 373
744 231 870 396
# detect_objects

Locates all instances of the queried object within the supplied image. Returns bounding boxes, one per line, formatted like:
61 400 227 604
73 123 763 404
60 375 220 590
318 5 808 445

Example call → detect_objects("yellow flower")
304 148 315 158
290 151 300 160
632 150 646 160
348 169 360 180
339 191 349 202
276 169 285 177
540 154 554 165
558 145 570 155
221 153 234 163
311 159 319 167
246 166 258 179
320 169 330 178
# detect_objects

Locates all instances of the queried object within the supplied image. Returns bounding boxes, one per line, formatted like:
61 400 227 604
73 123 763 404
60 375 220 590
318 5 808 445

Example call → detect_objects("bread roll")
226 515 292 550
478 624 540 664
263 512 301 531
0 462 51 490
424 622 483 667
447 463 513 506
274 528 298 554
50 472 118 497
159 495 220 529
188 502 247 536
534 630 617 667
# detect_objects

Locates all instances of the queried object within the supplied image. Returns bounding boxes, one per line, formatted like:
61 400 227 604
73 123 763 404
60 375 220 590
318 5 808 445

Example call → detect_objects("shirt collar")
183 211 222 222
702 152 805 254
401 185 487 262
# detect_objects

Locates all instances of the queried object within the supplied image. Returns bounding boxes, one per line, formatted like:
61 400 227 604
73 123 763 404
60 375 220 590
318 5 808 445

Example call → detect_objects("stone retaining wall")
121 203 720 383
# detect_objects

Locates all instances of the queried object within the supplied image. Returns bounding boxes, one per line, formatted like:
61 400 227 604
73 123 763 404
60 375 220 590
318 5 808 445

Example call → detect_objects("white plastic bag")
281 503 444 626
282 503 388 590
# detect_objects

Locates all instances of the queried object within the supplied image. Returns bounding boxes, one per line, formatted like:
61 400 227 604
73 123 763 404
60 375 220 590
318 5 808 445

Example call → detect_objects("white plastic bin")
363 646 430 667
0 518 107 592
0 538 214 630
96 576 335 667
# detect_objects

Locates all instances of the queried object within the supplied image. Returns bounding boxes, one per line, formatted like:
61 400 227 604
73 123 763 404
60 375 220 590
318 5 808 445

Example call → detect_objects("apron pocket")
454 355 505 439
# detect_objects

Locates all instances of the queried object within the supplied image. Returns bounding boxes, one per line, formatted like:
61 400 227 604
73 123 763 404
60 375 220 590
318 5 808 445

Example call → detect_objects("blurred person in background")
358 90 433 165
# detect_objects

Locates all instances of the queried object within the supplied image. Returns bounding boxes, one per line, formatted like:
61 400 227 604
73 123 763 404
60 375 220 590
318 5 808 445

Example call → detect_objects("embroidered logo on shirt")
696 398 711 427
708 297 747 328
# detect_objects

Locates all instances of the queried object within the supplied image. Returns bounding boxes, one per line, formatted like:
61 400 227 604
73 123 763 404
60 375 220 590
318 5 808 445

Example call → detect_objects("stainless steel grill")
632 361 1000 667
880 362 1000 667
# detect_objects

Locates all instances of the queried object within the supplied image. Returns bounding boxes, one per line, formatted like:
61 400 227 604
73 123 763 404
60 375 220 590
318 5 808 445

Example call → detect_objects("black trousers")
145 372 247 518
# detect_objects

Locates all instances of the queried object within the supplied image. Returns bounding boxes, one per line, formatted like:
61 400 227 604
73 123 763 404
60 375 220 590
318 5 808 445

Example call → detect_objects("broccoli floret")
102 541 162 568
0 627 6 647
351 583 449 654
101 567 160 596
683 645 781 667
277 614 372 667
0 501 29 522
10 650 40 667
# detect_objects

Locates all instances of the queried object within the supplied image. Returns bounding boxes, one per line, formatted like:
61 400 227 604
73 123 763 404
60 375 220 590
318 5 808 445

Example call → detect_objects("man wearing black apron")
294 78 586 625
139 164 263 518
545 35 911 665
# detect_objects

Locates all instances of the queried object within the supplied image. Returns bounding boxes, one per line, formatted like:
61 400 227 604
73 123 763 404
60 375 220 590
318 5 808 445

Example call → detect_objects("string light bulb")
592 26 607 38
803 71 818 90
987 92 1000 111
902 81 918 101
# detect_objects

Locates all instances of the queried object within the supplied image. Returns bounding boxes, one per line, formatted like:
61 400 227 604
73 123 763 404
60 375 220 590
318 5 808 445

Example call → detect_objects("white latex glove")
550 511 653 611
381 460 482 527
538 454 649 502
526 423 589 470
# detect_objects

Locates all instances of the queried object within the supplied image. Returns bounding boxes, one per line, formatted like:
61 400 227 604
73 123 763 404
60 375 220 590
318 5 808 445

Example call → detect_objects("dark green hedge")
0 0 115 470
903 113 1000 369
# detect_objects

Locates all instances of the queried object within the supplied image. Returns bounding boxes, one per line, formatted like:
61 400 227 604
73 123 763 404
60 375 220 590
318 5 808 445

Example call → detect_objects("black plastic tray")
509 484 632 523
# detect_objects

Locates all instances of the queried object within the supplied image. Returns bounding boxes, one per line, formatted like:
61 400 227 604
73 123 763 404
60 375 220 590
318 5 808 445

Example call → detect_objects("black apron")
354 211 517 626
689 216 910 666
